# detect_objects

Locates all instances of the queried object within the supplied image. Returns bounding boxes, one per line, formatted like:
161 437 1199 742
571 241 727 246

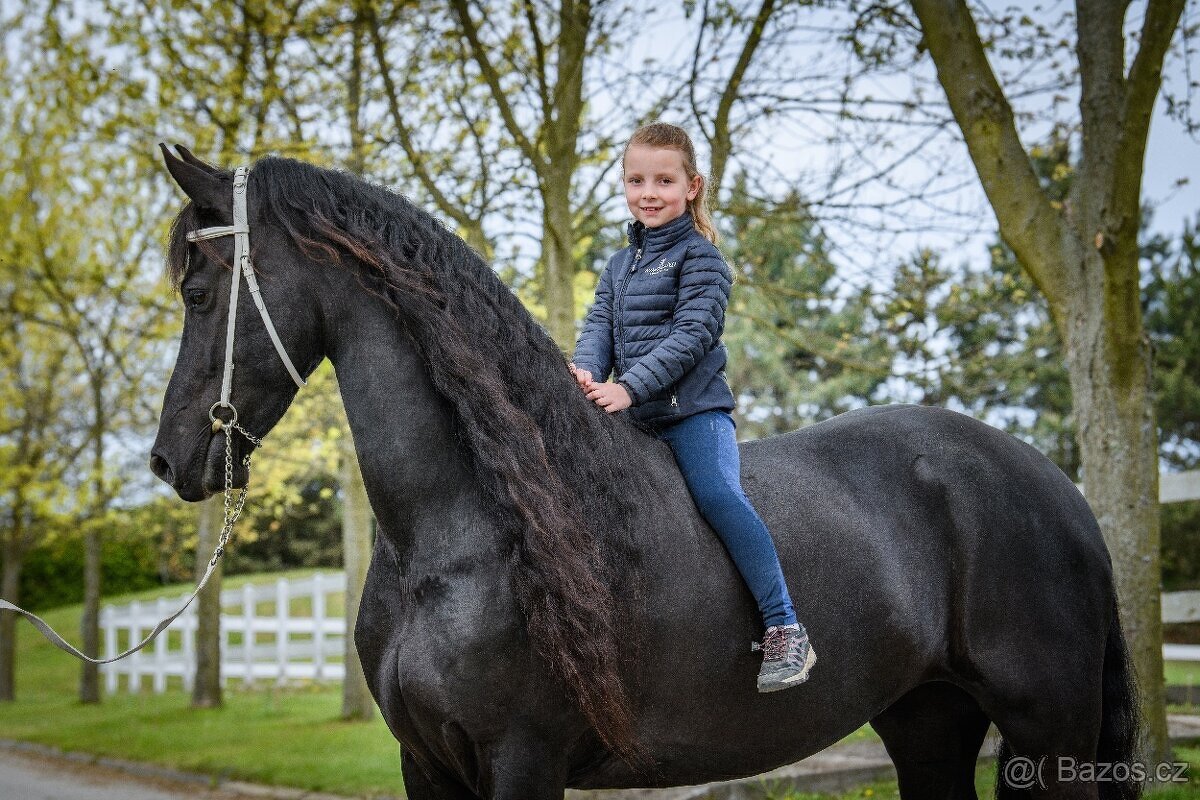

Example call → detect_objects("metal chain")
210 418 262 568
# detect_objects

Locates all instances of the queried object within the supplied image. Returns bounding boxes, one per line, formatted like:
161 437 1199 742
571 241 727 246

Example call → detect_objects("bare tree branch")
449 0 545 170
909 0 1068 317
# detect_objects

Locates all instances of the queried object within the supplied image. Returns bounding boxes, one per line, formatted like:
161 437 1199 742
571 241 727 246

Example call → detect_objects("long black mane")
167 157 659 763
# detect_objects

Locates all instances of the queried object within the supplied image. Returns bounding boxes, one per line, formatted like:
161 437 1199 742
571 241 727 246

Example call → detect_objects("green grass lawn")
0 572 405 798
1169 661 1200 689
3 573 1200 798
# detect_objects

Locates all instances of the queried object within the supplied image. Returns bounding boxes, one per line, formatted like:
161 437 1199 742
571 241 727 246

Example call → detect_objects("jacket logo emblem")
644 258 677 276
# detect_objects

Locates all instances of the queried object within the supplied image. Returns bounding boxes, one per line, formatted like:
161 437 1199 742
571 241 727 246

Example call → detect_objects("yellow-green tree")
0 277 85 701
1 4 178 702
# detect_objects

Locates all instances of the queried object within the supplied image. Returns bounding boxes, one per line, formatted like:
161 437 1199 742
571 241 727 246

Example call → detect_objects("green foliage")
0 9 179 691
874 249 953 402
1146 216 1200 470
721 179 892 439
1 499 193 610
223 361 349 575
232 475 345 574
1163 501 1200 592
924 242 1077 478
5 526 161 612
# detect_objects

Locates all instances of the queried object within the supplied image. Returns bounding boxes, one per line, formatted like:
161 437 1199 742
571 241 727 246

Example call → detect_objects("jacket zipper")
615 243 644 373
671 393 678 407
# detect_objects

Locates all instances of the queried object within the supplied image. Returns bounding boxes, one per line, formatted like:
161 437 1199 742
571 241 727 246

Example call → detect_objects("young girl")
569 122 816 692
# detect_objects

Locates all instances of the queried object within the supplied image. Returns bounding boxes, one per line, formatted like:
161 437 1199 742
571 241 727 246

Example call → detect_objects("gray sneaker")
752 623 817 692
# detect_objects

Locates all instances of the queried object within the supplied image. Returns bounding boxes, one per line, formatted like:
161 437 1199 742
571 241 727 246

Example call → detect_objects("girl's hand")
586 382 632 413
568 362 594 389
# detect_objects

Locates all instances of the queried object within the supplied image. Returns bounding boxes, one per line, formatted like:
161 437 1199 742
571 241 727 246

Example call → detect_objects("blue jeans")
655 410 798 629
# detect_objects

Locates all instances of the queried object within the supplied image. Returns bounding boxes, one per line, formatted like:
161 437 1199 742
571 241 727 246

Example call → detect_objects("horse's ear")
159 143 228 211
173 144 219 175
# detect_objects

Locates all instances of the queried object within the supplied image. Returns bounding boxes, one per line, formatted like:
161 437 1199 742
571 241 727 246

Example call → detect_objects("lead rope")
0 419 260 665
1 160 301 665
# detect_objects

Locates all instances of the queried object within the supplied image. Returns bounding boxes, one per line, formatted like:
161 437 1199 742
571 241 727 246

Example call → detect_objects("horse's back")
742 403 1108 575
740 403 1114 699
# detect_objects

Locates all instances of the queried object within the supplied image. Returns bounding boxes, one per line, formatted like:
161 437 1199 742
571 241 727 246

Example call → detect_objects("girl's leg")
657 411 798 629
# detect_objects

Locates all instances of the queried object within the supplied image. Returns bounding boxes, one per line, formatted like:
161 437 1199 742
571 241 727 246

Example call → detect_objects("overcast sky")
614 0 1199 295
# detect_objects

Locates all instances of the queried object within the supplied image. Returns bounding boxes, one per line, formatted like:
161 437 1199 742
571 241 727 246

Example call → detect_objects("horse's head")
150 145 322 501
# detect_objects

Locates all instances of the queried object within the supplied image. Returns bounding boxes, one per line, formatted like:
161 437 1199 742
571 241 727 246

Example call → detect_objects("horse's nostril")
150 452 174 483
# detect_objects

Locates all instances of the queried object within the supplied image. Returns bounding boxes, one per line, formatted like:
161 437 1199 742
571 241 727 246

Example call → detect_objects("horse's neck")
324 288 473 556
318 263 666 568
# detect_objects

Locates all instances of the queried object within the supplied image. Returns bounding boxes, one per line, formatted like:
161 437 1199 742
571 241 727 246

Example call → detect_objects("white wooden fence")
100 572 347 694
1153 471 1200 663
1165 590 1200 662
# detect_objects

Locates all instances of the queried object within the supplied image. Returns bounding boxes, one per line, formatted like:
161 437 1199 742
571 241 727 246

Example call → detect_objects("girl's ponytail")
623 123 719 245
689 176 719 245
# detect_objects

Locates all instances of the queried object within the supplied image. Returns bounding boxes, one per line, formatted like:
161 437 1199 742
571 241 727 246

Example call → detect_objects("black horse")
150 147 1140 800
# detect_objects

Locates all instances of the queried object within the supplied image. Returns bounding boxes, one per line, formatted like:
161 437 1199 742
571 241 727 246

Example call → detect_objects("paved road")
0 748 270 800
4 716 1199 800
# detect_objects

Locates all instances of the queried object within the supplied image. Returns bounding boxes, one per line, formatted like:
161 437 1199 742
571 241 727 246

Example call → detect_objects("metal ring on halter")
209 401 238 431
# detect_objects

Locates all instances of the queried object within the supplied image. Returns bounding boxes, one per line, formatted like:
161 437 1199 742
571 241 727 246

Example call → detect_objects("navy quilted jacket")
572 210 736 427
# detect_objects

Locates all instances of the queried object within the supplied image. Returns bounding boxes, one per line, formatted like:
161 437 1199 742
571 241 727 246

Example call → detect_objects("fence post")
128 601 142 694
182 594 195 693
276 578 289 685
243 583 255 688
153 597 168 693
221 621 230 690
102 606 117 694
313 572 326 681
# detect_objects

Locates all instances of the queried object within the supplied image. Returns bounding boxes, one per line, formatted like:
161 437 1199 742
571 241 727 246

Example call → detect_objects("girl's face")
622 145 702 228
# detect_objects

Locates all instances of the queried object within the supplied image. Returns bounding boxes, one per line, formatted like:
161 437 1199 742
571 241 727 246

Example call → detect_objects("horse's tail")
994 598 1142 799
1096 598 1141 800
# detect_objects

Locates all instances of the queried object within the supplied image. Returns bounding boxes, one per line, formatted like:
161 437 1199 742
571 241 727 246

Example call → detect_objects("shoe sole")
757 645 817 693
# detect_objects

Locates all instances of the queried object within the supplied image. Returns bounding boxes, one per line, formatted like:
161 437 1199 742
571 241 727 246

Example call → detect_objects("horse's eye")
185 289 208 309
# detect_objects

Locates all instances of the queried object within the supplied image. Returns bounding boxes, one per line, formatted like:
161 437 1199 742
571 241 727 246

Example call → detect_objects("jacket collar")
626 210 696 252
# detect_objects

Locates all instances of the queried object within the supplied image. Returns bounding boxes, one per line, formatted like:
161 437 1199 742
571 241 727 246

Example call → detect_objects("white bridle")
0 163 310 664
186 164 306 432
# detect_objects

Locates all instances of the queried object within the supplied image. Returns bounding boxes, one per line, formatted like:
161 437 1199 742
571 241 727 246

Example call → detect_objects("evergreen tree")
721 178 891 439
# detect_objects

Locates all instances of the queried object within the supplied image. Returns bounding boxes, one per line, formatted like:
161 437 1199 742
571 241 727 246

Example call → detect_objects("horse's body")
152 149 1139 799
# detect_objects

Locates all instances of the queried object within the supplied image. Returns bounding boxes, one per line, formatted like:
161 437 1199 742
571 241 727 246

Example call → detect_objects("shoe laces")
752 626 791 662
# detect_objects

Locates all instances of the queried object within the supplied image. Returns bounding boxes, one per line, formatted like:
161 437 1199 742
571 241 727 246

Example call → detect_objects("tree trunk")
0 516 23 702
191 495 224 708
542 174 578 349
905 0 1184 764
340 438 374 720
347 8 365 177
78 527 101 703
449 0 588 347
1062 244 1169 763
79 381 104 704
1069 334 1167 764
461 224 492 264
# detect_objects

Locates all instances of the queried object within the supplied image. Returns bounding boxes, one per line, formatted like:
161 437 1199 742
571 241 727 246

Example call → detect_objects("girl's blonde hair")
622 122 718 245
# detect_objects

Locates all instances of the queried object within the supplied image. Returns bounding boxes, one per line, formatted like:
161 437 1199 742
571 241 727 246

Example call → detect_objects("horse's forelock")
165 202 198 291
